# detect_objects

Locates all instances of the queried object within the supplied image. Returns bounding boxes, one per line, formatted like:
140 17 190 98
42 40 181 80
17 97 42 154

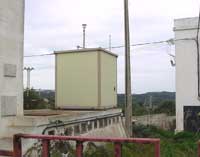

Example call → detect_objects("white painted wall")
174 17 200 131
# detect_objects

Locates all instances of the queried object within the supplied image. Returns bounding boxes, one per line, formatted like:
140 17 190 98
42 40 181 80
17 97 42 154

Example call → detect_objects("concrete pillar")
0 0 24 117
174 17 200 132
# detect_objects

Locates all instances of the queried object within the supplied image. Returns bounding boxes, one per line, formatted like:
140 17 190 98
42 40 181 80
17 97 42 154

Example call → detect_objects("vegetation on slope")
132 125 199 157
118 92 175 116
50 124 199 157
24 89 53 109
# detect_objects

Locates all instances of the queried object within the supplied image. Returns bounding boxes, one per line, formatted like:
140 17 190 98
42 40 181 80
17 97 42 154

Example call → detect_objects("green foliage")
118 92 175 116
84 143 114 157
154 100 175 116
39 90 55 109
24 89 50 109
132 124 199 157
51 141 76 157
50 125 200 157
118 92 175 108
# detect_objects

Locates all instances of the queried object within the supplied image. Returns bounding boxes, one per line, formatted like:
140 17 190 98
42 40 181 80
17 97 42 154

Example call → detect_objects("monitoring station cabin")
55 48 118 110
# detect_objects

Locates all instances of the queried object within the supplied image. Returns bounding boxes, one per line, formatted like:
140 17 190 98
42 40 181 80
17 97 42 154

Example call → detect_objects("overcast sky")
24 0 200 94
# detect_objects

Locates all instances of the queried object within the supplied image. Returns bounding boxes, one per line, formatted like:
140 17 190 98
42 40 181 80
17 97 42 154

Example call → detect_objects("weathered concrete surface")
0 0 24 116
0 0 24 141
134 114 175 130
0 109 126 155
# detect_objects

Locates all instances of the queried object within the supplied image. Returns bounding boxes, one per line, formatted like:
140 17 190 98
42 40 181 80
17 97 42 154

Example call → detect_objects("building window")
74 125 80 135
81 123 87 133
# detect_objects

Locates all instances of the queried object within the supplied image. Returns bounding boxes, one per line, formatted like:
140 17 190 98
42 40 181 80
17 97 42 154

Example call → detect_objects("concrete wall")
174 17 200 131
27 117 125 156
134 114 175 130
0 109 125 155
0 0 24 118
55 49 117 109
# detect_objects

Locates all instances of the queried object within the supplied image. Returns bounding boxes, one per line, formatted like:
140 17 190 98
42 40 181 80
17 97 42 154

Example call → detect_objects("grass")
132 124 200 157
50 125 200 157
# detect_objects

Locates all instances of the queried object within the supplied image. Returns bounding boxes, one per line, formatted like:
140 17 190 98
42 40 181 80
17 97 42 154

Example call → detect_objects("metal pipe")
42 140 50 157
15 133 160 144
114 142 122 157
198 141 200 157
0 150 13 157
155 141 160 157
109 34 112 51
76 141 83 157
13 134 22 157
41 113 122 134
12 134 160 157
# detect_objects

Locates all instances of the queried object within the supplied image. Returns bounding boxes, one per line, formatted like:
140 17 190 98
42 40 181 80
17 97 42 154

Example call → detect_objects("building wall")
56 52 98 108
24 115 126 156
100 52 117 108
56 49 118 109
0 0 24 117
174 17 200 131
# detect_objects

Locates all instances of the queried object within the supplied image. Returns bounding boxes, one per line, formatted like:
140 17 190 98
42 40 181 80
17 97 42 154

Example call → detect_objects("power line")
24 53 54 58
24 38 194 58
110 40 168 49
24 40 169 58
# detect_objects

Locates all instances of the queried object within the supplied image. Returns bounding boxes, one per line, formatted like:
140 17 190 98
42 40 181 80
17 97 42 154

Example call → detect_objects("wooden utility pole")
124 0 133 137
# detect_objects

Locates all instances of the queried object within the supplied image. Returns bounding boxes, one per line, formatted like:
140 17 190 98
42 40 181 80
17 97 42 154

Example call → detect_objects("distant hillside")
36 90 175 108
118 92 175 106
38 90 55 99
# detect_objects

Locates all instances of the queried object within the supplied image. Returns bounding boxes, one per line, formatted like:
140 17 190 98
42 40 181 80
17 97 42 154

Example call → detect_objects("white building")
0 0 24 120
174 17 200 132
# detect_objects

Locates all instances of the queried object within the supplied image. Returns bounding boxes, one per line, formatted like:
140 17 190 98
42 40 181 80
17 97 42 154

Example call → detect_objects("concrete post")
124 0 133 137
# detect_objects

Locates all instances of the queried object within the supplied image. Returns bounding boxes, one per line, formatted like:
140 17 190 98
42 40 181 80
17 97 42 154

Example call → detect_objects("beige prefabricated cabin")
55 48 118 110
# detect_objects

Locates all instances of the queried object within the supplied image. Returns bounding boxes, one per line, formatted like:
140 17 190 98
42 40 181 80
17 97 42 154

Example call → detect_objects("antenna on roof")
109 34 112 51
82 24 87 48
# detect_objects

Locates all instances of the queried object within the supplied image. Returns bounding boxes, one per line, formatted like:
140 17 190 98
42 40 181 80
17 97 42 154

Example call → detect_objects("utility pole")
82 24 87 48
24 67 34 90
124 0 133 137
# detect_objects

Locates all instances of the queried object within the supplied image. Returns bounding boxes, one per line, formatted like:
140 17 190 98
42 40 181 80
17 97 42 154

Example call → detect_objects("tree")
154 100 175 116
24 89 49 110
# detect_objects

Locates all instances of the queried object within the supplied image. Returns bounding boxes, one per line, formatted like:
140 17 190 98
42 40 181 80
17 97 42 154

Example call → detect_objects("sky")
24 0 200 94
